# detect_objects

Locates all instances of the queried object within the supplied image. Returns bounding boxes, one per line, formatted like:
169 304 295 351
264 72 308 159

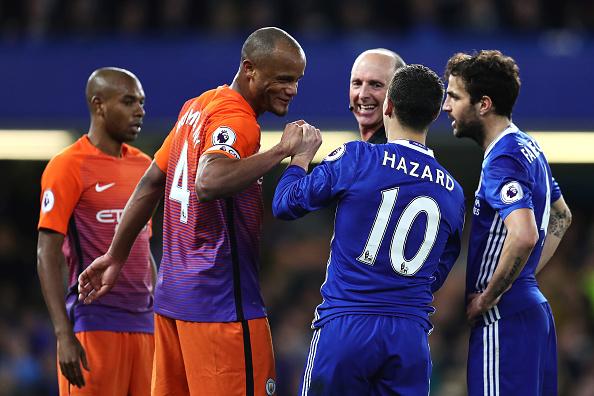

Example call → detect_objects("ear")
384 98 394 118
478 95 493 116
242 59 256 79
91 96 104 116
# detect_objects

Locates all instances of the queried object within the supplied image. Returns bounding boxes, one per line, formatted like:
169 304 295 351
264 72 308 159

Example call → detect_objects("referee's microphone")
348 104 354 112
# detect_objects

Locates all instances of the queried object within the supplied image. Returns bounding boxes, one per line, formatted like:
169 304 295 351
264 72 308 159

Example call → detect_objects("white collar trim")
484 123 519 158
389 139 435 158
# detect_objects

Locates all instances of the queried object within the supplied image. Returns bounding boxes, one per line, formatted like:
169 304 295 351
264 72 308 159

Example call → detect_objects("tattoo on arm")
548 208 571 238
493 257 523 298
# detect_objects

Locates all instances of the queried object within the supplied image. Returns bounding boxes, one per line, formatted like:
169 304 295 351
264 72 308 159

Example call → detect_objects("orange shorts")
58 331 154 396
152 314 276 396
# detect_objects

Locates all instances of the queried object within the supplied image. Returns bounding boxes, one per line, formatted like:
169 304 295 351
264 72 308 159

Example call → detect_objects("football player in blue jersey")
273 64 465 396
442 50 572 396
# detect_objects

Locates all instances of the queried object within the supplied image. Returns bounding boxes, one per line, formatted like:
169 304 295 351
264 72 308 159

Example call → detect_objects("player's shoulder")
322 140 365 163
177 88 219 117
208 86 254 117
432 159 464 201
486 129 527 160
45 136 88 170
204 89 258 134
488 125 536 158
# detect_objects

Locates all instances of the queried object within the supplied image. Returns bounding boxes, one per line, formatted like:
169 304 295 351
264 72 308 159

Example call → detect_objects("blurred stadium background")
1 0 594 395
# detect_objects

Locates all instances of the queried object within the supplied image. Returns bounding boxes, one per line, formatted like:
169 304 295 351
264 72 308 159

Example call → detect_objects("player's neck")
386 123 426 146
481 116 512 151
230 75 262 117
88 128 123 157
360 125 380 141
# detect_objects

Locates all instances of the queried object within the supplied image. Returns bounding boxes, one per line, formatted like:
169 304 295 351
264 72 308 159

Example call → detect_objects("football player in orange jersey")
37 67 156 395
78 28 319 395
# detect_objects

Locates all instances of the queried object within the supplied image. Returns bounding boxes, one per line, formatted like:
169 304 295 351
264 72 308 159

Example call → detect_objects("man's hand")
291 124 322 170
276 120 305 157
57 332 89 388
78 253 124 304
466 292 501 325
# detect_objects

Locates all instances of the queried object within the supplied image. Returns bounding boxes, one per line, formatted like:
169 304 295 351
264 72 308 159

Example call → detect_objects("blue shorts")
299 314 431 396
467 302 557 396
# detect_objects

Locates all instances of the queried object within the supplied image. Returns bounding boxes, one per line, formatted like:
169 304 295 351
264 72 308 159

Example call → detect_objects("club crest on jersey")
265 378 276 395
41 189 54 213
324 144 346 162
500 181 523 204
205 144 241 159
212 126 237 146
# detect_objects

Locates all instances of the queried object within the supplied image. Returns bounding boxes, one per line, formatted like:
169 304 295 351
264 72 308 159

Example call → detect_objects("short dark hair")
444 50 520 118
241 27 302 64
387 64 444 131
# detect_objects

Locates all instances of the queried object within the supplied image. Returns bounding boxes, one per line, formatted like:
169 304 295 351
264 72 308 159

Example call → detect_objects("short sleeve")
154 130 174 172
37 155 83 235
483 155 533 220
550 176 562 203
201 116 259 160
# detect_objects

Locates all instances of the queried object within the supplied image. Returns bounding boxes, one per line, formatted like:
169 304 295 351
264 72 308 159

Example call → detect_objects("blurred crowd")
1 0 594 41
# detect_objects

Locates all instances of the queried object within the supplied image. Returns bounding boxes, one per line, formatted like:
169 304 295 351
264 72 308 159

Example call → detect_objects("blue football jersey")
273 139 465 331
466 124 562 326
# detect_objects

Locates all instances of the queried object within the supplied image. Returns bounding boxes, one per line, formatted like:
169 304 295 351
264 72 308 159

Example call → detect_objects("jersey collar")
484 123 519 158
82 135 130 158
389 139 435 158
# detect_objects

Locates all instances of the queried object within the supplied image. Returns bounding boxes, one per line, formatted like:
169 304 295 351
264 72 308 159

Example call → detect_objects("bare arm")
37 230 89 388
109 161 165 262
196 148 288 201
467 208 539 321
536 196 572 274
78 162 165 303
196 121 306 201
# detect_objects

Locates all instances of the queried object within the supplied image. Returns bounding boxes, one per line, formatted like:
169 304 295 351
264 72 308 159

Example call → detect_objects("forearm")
37 233 73 338
196 146 288 201
482 209 539 304
289 155 312 171
536 199 572 274
535 235 562 274
482 236 534 304
109 163 164 261
272 166 309 220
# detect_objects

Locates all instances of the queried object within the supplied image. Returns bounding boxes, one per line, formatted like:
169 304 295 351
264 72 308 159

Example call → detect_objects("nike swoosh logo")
95 182 115 192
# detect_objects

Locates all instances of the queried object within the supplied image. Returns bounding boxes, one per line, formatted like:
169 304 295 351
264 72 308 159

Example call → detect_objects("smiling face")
443 75 484 143
249 43 306 117
349 52 396 140
102 76 146 143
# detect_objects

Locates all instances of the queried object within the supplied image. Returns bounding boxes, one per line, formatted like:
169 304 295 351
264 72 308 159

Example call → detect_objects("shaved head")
234 27 306 117
85 67 141 110
350 48 405 141
351 49 405 77
240 27 304 65
84 67 145 145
